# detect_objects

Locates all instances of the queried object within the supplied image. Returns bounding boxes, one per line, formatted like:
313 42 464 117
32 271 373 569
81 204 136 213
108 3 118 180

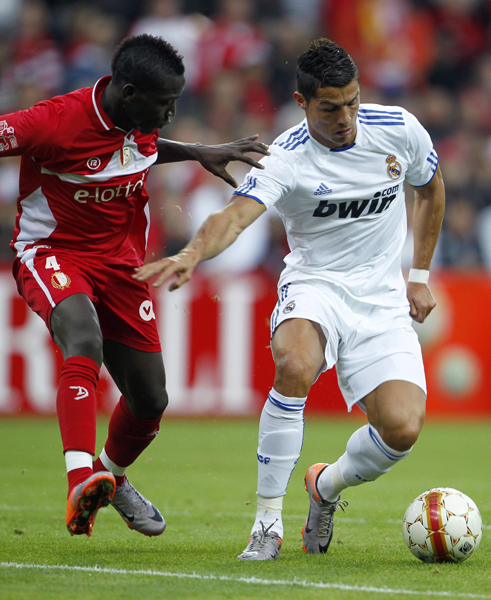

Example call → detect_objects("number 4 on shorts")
45 255 61 270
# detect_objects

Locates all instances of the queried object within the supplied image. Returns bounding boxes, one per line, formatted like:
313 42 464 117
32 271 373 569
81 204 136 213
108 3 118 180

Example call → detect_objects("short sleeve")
404 110 439 187
234 145 296 208
0 100 62 158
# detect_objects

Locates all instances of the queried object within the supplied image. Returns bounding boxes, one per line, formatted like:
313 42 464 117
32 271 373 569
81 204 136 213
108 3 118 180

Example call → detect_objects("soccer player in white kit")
135 38 446 560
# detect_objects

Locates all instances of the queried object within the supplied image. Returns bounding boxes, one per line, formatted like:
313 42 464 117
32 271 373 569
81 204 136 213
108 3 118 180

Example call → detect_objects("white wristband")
408 268 430 284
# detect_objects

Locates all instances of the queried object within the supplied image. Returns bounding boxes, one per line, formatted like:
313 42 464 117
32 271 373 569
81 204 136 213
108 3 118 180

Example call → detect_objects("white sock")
251 495 284 538
317 424 411 501
65 450 93 473
99 447 126 477
257 388 306 497
253 388 306 536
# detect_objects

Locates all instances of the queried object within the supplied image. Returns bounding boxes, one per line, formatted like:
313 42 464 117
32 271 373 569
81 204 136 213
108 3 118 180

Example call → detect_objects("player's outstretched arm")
155 135 270 187
408 165 445 323
133 195 266 290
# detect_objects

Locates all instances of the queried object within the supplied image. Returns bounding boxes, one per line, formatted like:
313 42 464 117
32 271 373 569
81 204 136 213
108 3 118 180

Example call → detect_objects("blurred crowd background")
0 0 490 275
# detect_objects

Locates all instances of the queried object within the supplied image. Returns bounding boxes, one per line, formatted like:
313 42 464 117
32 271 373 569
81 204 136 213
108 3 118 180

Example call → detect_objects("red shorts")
13 247 161 352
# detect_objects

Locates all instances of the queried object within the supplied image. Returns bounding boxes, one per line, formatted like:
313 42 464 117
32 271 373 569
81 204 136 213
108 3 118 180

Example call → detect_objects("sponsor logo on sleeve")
0 120 18 151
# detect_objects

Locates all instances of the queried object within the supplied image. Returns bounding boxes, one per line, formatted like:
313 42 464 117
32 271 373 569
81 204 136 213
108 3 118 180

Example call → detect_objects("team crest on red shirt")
386 155 401 180
87 157 101 170
51 271 71 290
119 146 132 168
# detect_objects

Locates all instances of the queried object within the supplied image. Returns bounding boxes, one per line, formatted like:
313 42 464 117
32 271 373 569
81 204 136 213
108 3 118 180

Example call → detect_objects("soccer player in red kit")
3 34 269 537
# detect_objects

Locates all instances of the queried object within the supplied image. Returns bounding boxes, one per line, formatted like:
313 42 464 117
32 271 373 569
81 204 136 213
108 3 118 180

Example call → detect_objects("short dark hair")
111 34 185 91
296 38 359 102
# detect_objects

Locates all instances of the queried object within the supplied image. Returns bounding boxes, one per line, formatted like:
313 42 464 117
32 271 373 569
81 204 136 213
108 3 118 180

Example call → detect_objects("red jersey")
4 76 158 266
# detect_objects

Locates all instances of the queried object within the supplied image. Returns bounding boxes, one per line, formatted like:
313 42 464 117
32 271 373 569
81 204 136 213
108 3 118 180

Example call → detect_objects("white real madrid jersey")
234 103 438 307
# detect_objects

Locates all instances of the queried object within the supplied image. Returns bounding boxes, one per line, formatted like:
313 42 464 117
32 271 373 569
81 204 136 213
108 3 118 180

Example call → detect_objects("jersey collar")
87 75 117 132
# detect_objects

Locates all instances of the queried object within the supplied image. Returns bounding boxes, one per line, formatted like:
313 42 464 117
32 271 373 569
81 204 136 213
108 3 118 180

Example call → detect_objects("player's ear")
294 91 308 110
121 83 137 101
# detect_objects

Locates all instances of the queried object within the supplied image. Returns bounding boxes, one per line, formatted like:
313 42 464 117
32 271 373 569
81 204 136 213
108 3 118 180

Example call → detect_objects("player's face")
123 74 186 134
294 79 360 149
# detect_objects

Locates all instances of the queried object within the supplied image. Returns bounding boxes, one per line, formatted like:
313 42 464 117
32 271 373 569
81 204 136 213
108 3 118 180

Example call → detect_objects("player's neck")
100 81 133 132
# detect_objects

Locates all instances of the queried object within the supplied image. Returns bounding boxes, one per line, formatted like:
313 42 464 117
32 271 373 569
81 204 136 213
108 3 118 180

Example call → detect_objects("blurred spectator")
63 6 123 92
0 0 490 275
323 0 436 94
477 204 491 270
187 163 271 275
130 0 209 91
428 0 489 90
0 156 20 260
10 0 63 102
194 0 270 92
267 18 308 107
280 0 322 34
436 197 484 269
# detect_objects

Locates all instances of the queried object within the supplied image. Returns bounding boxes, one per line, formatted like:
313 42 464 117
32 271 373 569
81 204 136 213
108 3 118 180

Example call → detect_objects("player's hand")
407 282 436 323
196 134 269 187
133 251 198 290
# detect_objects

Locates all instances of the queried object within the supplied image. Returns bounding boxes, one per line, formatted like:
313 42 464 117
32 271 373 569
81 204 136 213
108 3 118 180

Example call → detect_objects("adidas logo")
314 183 332 196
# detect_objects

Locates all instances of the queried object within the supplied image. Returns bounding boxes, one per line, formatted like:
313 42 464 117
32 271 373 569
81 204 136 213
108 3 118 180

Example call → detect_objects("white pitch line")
1 562 490 599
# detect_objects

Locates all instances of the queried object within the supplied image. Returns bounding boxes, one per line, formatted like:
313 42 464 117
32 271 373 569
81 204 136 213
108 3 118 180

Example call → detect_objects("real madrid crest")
51 271 71 290
119 146 132 169
283 300 296 314
386 155 401 180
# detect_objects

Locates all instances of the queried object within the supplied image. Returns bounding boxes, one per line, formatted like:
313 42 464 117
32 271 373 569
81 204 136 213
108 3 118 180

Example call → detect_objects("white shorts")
270 280 426 412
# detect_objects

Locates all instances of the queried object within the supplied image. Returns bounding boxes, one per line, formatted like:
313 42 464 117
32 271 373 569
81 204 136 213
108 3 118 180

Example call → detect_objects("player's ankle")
67 467 92 496
93 456 125 487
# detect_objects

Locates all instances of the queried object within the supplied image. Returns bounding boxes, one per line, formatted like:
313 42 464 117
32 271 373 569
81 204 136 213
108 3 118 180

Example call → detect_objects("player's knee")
274 353 316 395
127 386 168 420
152 388 169 416
382 416 423 452
75 334 103 362
60 329 103 364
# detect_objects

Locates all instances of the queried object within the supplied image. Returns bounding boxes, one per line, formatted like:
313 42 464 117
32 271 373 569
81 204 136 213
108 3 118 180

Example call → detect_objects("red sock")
56 356 99 455
67 467 93 492
94 396 162 480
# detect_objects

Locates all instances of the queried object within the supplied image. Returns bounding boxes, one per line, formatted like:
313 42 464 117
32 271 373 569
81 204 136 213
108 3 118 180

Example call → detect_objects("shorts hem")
103 337 162 353
345 372 427 414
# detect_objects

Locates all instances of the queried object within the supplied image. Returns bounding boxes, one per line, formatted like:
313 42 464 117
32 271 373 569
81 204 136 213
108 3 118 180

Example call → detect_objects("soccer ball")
403 487 482 563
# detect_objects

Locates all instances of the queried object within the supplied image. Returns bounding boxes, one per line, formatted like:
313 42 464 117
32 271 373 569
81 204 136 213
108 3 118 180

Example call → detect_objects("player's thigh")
364 380 426 451
270 281 341 396
51 293 103 362
14 249 102 361
103 340 167 419
96 265 161 354
337 303 426 412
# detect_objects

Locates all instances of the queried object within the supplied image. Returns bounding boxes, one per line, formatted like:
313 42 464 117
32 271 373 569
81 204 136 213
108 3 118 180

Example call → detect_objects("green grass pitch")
0 416 490 600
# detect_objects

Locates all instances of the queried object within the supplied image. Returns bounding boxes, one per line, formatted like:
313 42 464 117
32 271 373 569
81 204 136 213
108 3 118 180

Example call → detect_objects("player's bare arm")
408 165 445 324
154 136 270 187
134 195 267 289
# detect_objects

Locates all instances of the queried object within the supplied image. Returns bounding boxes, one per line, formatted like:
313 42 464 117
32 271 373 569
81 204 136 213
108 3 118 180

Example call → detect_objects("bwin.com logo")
314 183 332 196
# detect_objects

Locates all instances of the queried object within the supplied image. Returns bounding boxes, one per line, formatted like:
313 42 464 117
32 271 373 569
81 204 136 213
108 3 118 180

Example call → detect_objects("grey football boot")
302 463 348 553
238 521 282 561
110 478 166 536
